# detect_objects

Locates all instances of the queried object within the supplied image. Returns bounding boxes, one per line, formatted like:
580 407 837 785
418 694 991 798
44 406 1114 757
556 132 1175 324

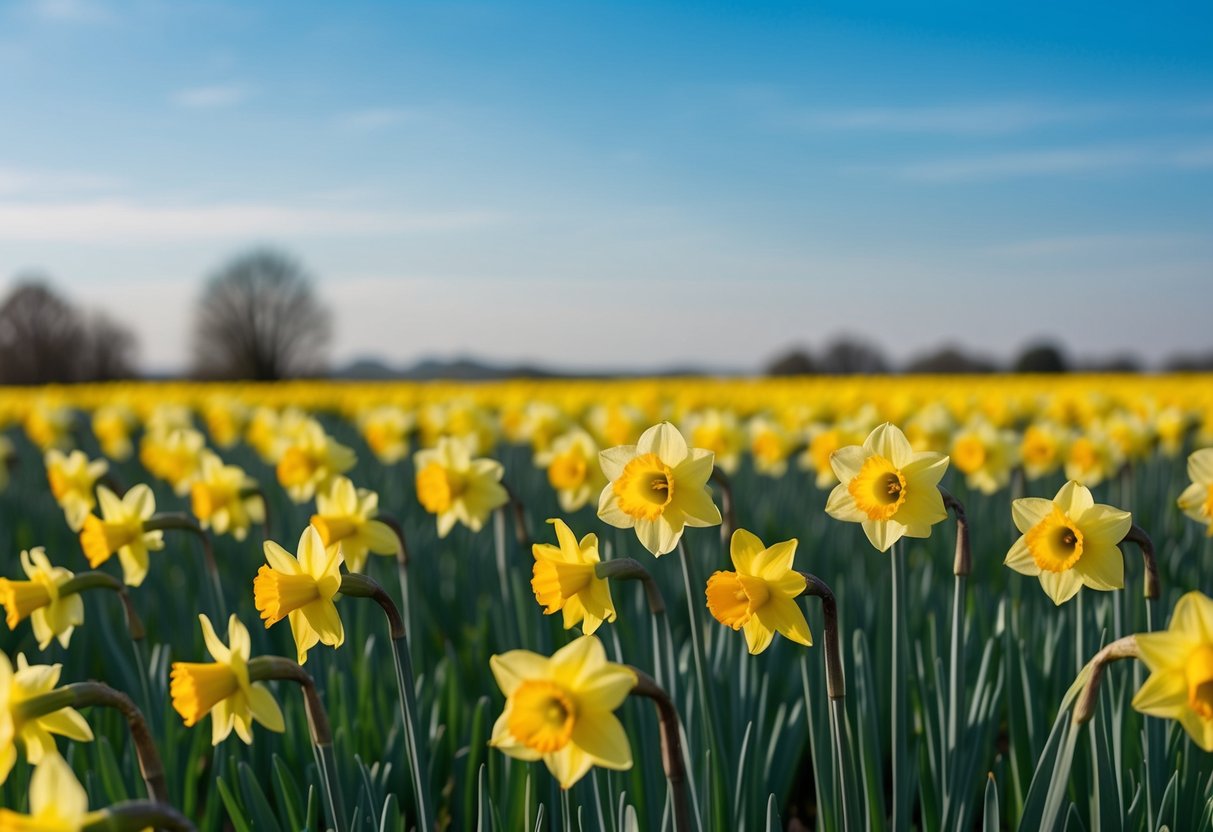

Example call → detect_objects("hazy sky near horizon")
1 0 1211 372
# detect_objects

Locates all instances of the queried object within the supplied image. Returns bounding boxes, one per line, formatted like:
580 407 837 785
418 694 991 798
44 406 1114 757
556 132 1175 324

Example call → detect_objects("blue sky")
0 0 1210 372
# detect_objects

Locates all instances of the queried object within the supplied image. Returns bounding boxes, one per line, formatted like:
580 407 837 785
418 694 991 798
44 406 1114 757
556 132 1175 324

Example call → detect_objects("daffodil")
1177 448 1213 537
949 420 1018 495
203 396 250 449
78 485 164 587
597 422 721 556
0 548 83 649
253 526 344 664
748 416 796 477
139 427 206 496
0 653 94 783
357 404 413 464
706 529 811 654
824 422 950 552
531 519 615 635
418 399 498 455
1132 591 1213 750
518 402 572 455
190 451 264 541
1020 422 1069 480
1155 406 1189 457
276 418 357 503
683 409 744 474
534 429 606 512
44 449 108 531
0 752 94 829
23 400 72 451
489 635 636 789
171 614 285 745
310 476 398 573
1004 480 1131 605
91 403 137 461
413 436 509 538
1064 430 1122 488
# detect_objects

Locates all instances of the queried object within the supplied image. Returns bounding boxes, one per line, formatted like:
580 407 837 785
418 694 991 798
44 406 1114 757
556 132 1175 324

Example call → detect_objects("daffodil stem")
1072 635 1139 725
144 513 227 621
59 571 145 641
247 657 346 832
82 802 196 832
890 541 908 832
502 482 532 550
379 513 413 645
339 574 431 832
1118 523 1161 606
628 668 691 832
19 681 169 804
708 467 735 547
939 488 970 800
594 558 666 615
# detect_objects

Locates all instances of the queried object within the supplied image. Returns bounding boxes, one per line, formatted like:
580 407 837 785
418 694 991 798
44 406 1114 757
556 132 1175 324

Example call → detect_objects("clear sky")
1 0 1210 373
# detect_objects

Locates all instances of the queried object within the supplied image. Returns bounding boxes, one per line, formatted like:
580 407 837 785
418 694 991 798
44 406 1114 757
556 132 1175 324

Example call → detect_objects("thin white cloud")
171 84 251 109
26 0 109 23
0 198 499 243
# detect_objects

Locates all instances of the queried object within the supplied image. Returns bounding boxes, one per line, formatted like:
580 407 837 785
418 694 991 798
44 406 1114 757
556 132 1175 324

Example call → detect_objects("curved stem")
82 802 197 832
628 668 691 832
378 514 413 645
1072 635 1140 725
1118 524 1161 602
594 558 666 615
143 513 226 620
938 488 971 577
59 571 145 641
708 467 735 547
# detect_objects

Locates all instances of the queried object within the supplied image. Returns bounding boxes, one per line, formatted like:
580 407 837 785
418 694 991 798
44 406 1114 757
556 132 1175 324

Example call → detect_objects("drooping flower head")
531 519 615 635
1132 591 1213 751
1177 448 1213 537
825 423 950 552
0 548 84 650
1004 480 1131 605
310 476 398 573
253 526 344 664
43 449 108 532
489 635 636 789
78 485 164 587
171 614 285 745
0 653 94 783
597 422 721 557
706 529 811 655
413 436 508 538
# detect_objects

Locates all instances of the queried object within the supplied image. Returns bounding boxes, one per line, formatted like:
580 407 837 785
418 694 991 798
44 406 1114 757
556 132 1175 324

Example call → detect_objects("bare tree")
0 278 87 384
191 249 332 380
83 312 140 381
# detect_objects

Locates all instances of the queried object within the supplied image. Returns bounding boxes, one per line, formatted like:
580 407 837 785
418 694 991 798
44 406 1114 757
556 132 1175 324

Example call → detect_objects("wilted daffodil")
706 529 811 654
78 485 164 587
191 451 264 541
1177 448 1213 537
534 428 606 513
531 519 615 635
276 418 357 504
1132 591 1213 750
0 752 94 828
0 653 94 783
489 635 636 789
1004 480 1131 605
357 404 413 464
414 436 509 538
310 476 398 573
171 614 285 745
44 449 108 531
825 423 950 552
598 422 721 557
0 548 83 649
254 526 344 664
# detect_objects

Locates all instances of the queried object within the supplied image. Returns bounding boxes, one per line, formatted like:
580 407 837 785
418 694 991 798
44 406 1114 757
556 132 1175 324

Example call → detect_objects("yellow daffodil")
534 428 606 513
531 519 615 635
802 425 845 489
419 400 498 455
413 436 509 538
1132 591 1213 750
748 416 796 477
825 422 950 552
1177 448 1213 537
0 548 83 650
949 420 1018 495
357 404 413 464
202 396 250 449
276 418 357 503
23 400 72 452
0 752 94 829
91 403 137 460
1064 429 1122 488
489 635 636 789
44 449 108 531
598 422 721 556
706 529 811 654
246 406 285 463
1004 480 1131 605
253 526 344 664
171 614 285 745
140 427 206 496
1155 406 1189 457
310 476 398 573
586 403 646 449
1020 422 1069 480
903 402 955 454
191 451 264 541
78 485 164 587
683 408 744 474
0 653 94 783
519 402 572 455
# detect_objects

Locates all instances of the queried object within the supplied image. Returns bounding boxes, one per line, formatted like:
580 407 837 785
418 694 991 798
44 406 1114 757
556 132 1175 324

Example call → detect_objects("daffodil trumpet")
80 802 197 832
338 573 430 832
142 512 226 619
628 667 691 832
247 656 345 832
15 680 168 803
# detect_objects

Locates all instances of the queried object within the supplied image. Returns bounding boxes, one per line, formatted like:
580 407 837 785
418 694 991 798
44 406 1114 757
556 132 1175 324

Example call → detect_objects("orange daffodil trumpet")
78 485 164 587
825 423 950 552
0 652 94 783
171 614 285 745
275 418 357 504
489 635 636 789
598 422 721 556
534 428 606 512
1177 448 1213 537
43 449 108 531
190 451 264 541
1004 480 1132 605
253 526 344 664
530 519 615 635
706 529 812 654
1132 590 1213 750
310 476 398 574
413 436 508 538
0 548 83 649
